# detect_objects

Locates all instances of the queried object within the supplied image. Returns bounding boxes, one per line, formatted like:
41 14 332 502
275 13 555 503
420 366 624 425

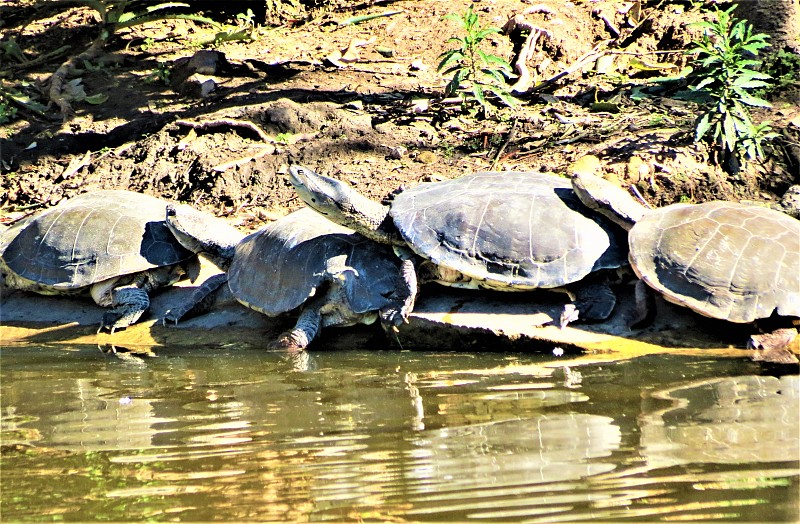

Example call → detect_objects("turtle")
0 190 203 332
571 171 800 363
286 165 629 324
163 205 416 350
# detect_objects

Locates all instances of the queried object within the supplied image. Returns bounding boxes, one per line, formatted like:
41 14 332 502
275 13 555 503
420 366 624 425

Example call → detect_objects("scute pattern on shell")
228 208 406 316
389 171 628 289
629 201 800 323
0 191 193 289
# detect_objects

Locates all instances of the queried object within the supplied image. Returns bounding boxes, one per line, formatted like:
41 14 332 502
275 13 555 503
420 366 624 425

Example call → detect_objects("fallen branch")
49 34 107 118
57 150 92 182
175 118 274 144
490 116 519 170
503 11 552 94
9 45 72 72
211 146 275 172
528 41 612 94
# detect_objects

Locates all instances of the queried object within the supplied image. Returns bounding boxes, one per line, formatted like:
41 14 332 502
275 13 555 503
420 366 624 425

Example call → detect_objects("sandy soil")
1 0 798 232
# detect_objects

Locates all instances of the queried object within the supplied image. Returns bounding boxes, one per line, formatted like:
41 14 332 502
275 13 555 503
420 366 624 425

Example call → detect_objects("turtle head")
288 165 400 244
288 165 361 220
165 203 245 270
571 172 647 231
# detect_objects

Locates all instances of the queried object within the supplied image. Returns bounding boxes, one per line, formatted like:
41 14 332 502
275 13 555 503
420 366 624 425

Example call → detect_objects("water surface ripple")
1 347 797 521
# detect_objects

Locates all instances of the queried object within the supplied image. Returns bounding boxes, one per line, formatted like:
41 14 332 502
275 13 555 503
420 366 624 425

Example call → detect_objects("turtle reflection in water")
287 165 629 326
0 190 204 332
164 207 416 350
572 172 800 363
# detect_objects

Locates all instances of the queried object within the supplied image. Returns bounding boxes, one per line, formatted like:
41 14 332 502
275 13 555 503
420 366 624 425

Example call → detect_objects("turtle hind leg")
163 273 229 325
630 280 657 329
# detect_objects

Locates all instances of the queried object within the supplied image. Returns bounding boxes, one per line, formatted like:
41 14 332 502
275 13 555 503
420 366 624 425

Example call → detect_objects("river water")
1 344 798 522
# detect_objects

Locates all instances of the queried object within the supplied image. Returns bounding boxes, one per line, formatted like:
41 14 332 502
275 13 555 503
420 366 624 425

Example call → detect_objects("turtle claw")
270 331 310 351
99 309 143 333
161 310 181 327
559 304 580 329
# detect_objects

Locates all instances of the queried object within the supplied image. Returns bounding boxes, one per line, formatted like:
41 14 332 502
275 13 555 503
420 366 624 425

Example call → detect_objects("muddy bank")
2 262 790 364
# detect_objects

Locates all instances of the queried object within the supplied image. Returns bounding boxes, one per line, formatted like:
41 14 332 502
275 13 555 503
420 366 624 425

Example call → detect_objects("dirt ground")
1 0 799 231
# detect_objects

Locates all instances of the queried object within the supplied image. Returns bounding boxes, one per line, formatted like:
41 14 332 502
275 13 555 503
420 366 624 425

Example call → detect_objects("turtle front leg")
749 328 799 364
559 282 617 328
271 304 323 351
98 284 150 333
380 258 418 331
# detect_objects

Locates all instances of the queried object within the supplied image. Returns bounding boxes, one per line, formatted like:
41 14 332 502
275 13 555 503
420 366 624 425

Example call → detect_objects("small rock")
378 144 407 160
625 155 650 184
410 99 429 113
570 155 601 177
344 100 363 110
179 74 216 98
410 59 427 71
415 151 437 164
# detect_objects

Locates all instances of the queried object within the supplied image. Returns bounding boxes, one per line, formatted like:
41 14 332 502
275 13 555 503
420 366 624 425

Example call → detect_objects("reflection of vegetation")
437 5 516 116
684 6 777 167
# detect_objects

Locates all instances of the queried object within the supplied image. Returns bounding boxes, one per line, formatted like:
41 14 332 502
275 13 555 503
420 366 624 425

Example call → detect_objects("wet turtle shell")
0 190 194 292
629 201 800 323
388 171 628 290
227 208 407 319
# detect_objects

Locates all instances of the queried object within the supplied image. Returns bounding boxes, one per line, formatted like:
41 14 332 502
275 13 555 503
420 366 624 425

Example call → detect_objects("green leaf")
480 67 509 84
474 27 501 41
694 77 716 90
471 83 486 106
146 3 190 13
485 85 517 108
446 68 467 95
695 112 712 141
437 50 463 72
735 91 772 108
722 113 737 151
84 93 109 105
478 50 511 70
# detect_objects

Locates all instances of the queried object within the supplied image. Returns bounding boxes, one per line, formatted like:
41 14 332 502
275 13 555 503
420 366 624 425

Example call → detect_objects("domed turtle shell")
628 201 800 323
227 208 406 317
0 190 194 291
388 171 628 290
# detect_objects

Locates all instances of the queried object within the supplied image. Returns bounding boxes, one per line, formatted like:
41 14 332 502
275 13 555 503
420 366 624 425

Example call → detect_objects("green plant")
144 62 170 84
756 48 800 97
437 5 516 115
0 95 18 124
274 132 293 144
686 6 777 164
59 0 220 33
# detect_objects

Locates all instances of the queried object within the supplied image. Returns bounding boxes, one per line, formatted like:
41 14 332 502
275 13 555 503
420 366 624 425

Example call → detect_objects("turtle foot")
270 331 310 351
749 328 799 364
98 310 142 333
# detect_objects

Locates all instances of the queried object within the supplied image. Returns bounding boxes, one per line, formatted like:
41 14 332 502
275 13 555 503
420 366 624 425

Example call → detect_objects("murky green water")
1 345 798 522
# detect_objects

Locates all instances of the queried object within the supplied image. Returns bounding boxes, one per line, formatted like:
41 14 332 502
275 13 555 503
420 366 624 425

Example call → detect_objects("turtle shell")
0 190 193 290
389 171 627 289
228 208 405 316
629 201 800 323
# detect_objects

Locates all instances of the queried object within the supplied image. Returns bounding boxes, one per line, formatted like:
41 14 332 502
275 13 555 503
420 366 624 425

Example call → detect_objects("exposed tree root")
48 34 107 119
